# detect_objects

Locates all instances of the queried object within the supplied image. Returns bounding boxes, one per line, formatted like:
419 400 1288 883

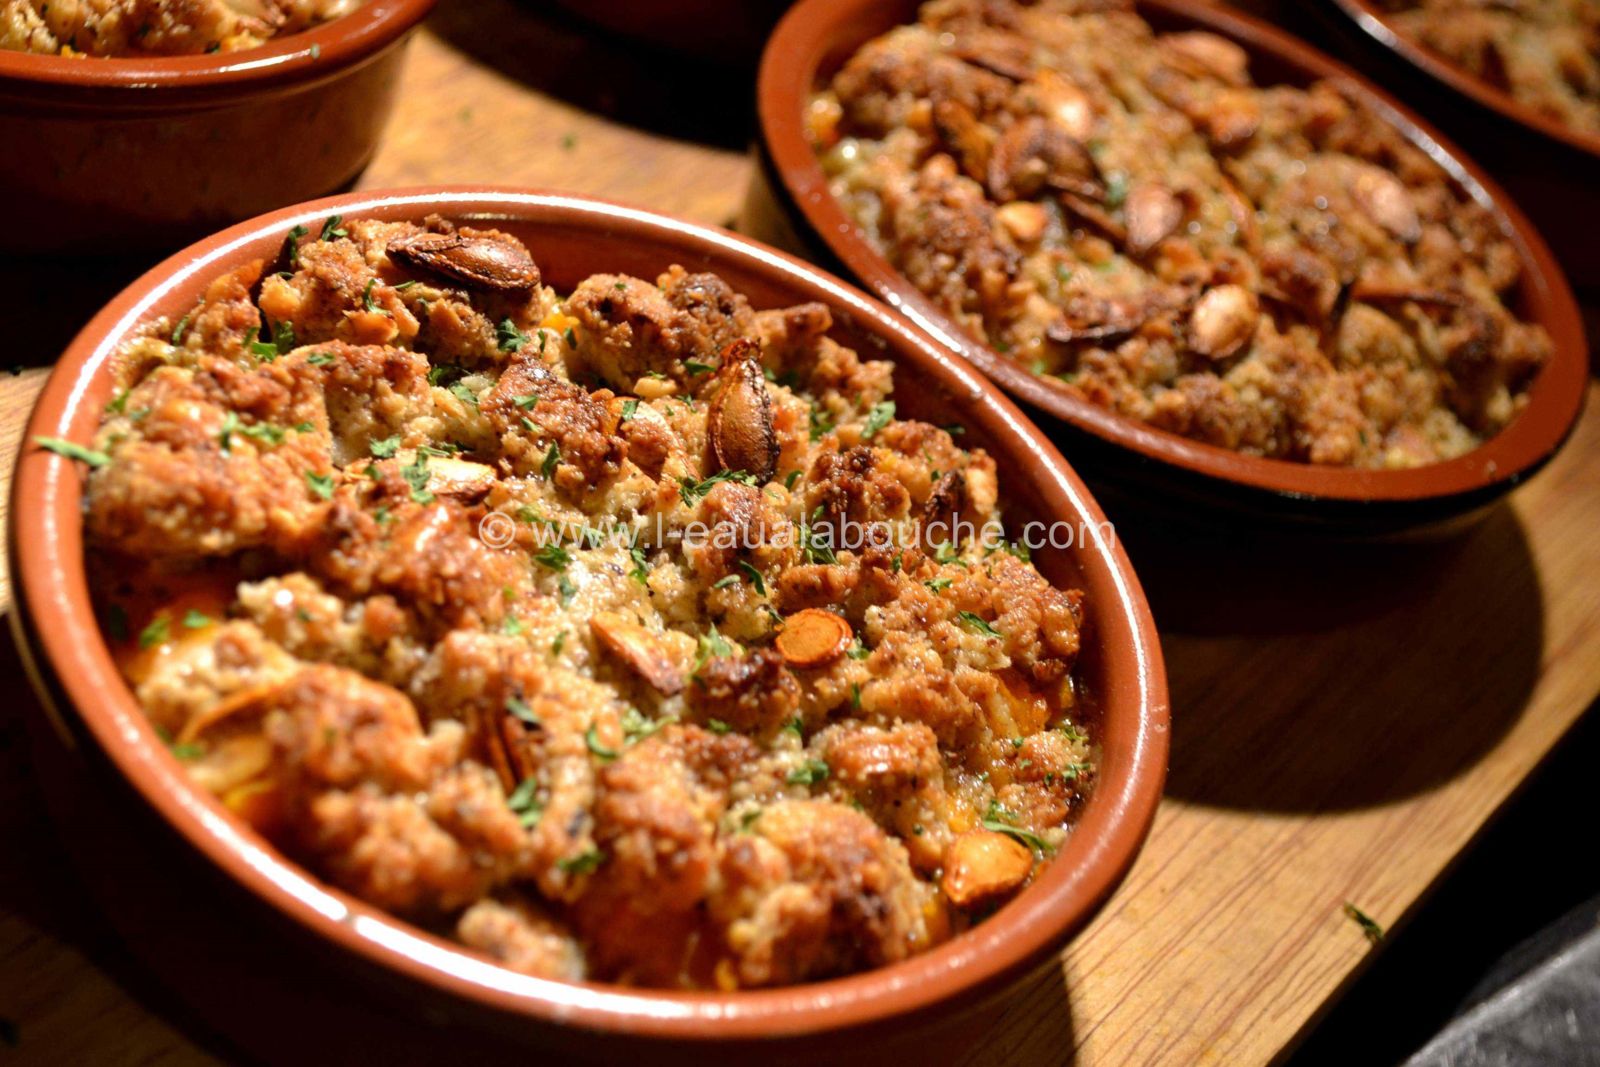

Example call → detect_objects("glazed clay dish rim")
9 187 1169 1041
757 0 1588 506
1329 0 1600 162
0 0 435 95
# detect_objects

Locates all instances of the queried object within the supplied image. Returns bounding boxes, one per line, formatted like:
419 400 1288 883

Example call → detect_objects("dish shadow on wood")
0 612 1080 1066
426 0 753 150
1127 504 1542 812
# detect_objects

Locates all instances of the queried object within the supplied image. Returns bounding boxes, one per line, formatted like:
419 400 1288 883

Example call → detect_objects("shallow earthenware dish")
754 0 1588 538
0 0 435 253
1327 0 1600 161
8 188 1169 1061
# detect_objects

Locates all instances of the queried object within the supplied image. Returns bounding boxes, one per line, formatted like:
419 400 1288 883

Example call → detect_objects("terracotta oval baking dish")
0 0 435 253
1327 0 1600 161
753 0 1589 537
7 188 1168 1059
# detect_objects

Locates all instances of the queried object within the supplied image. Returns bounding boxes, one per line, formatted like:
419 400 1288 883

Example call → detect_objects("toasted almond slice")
388 230 540 291
919 470 969 549
996 201 1048 244
707 338 779 484
775 608 853 670
1188 284 1258 360
426 455 496 501
1124 182 1184 257
1353 167 1421 245
177 679 289 744
590 612 688 695
941 829 1035 907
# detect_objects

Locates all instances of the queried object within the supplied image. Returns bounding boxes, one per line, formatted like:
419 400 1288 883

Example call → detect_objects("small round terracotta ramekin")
8 188 1169 1059
753 0 1589 538
0 0 435 253
1328 0 1600 161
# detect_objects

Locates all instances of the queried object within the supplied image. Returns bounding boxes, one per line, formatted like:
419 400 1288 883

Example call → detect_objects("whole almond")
388 231 540 292
590 612 687 695
707 339 779 484
941 829 1035 907
1124 182 1184 257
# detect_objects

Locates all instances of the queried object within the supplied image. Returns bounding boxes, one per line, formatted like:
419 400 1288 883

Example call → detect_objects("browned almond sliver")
775 609 853 670
941 829 1035 908
1124 182 1184 257
919 470 968 549
707 339 779 484
590 612 687 695
425 456 497 502
387 231 540 292
1188 284 1258 360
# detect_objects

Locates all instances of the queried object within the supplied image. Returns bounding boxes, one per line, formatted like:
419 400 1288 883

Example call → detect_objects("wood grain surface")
2 4 1598 1065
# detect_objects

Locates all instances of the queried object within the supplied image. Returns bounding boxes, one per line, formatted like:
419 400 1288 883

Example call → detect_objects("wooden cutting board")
3 5 1599 1064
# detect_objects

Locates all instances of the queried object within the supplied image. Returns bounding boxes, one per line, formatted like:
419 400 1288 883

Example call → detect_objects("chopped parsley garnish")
273 320 296 353
138 615 170 649
506 777 542 827
621 707 668 744
563 327 577 348
533 543 571 571
401 452 434 504
782 715 804 739
981 800 1054 854
557 848 604 875
799 507 837 565
361 278 387 315
585 723 618 761
218 412 238 452
250 337 279 362
784 469 802 491
169 740 205 761
447 380 479 408
693 626 737 673
684 359 716 376
181 609 211 630
306 471 335 499
925 577 953 593
712 574 739 590
808 404 835 441
846 640 870 661
850 682 862 709
540 442 561 479
369 435 400 459
319 214 347 241
502 615 524 636
283 222 310 268
957 611 1002 638
628 545 650 585
677 469 755 506
707 719 731 735
34 436 109 467
507 696 540 727
1343 903 1385 944
786 759 830 786
557 574 577 606
237 422 286 447
861 400 895 439
497 318 530 352
736 560 767 596
619 398 638 422
306 351 335 366
170 313 192 345
550 631 567 657
104 603 129 642
394 280 418 291
106 390 130 415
